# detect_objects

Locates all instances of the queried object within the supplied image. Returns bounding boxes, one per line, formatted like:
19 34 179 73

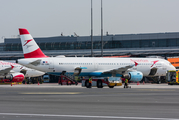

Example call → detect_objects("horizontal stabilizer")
29 59 41 66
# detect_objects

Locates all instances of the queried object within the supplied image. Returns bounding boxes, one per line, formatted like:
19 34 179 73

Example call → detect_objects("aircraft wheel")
97 80 103 88
85 80 91 88
108 86 114 88
157 80 161 84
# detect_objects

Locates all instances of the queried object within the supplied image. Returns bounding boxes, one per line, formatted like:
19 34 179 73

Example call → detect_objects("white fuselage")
17 57 176 77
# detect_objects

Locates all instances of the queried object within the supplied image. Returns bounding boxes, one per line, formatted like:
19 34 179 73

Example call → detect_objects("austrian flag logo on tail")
23 39 32 46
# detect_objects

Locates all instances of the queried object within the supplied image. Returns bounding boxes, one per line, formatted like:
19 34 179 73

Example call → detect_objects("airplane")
0 60 45 82
16 28 176 82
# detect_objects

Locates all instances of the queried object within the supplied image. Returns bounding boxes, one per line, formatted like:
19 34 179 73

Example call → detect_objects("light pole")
101 0 103 57
91 0 93 57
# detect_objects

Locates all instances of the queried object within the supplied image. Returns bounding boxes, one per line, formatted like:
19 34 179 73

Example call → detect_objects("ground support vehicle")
58 75 78 85
167 70 179 85
0 79 22 85
43 74 50 83
82 77 122 88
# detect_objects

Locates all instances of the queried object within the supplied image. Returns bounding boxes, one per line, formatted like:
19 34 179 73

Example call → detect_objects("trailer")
166 70 179 85
82 77 122 88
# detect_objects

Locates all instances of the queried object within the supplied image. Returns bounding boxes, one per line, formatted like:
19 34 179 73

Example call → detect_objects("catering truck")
166 70 179 85
82 77 122 88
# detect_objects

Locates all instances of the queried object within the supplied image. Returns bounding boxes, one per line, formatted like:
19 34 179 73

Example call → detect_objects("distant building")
1 32 179 60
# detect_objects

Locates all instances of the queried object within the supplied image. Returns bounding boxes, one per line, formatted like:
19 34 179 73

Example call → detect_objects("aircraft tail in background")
19 28 48 58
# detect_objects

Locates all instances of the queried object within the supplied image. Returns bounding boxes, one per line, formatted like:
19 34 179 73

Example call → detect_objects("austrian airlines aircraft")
16 28 176 82
0 61 45 82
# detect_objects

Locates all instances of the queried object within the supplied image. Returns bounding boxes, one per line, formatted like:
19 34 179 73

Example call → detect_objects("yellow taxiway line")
20 92 82 94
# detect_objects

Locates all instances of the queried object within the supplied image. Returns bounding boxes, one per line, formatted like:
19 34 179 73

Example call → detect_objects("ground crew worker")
124 78 128 88
89 77 92 88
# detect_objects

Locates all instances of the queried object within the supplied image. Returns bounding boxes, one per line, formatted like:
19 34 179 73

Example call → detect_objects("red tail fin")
19 28 48 58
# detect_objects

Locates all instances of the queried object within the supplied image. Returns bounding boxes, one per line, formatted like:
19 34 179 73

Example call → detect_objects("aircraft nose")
170 65 176 70
166 64 176 71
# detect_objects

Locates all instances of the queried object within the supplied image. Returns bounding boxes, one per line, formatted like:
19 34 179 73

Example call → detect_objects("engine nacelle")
5 73 24 82
123 71 143 82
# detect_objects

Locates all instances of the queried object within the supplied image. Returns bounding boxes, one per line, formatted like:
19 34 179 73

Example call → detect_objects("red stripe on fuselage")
19 28 30 35
24 48 48 58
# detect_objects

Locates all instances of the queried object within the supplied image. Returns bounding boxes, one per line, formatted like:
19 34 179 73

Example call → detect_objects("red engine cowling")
5 73 24 82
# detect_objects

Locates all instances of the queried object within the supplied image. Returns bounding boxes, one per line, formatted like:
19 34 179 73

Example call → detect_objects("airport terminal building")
1 32 179 60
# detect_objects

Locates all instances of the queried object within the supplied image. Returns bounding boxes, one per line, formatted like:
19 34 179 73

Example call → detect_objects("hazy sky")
0 0 179 43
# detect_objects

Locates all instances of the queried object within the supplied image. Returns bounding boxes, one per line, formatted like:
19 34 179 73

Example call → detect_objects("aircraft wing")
102 64 136 75
0 65 14 76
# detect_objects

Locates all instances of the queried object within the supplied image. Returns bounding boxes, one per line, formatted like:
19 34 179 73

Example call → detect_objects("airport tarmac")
1 83 179 88
0 83 179 120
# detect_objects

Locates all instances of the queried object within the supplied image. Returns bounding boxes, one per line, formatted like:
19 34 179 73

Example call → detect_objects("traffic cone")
143 81 145 85
11 83 12 86
38 81 39 85
137 82 140 85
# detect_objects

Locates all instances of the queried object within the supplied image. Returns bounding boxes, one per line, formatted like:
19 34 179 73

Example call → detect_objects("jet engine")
122 71 143 82
5 73 25 82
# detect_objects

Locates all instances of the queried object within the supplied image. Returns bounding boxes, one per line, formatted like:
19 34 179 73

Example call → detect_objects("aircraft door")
160 63 167 76
94 61 98 70
48 58 54 72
